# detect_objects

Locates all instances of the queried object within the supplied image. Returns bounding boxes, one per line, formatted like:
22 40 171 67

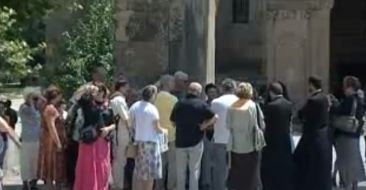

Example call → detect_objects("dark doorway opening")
331 63 366 97
330 0 366 94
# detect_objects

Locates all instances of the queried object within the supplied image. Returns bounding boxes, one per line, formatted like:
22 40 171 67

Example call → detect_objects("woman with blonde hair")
226 82 265 190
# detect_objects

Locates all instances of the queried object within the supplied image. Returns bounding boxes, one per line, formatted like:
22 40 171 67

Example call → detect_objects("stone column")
182 0 216 84
205 0 216 83
308 0 334 92
266 8 311 104
265 0 333 105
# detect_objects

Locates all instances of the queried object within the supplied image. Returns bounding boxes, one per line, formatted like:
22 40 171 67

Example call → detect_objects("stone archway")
330 0 366 92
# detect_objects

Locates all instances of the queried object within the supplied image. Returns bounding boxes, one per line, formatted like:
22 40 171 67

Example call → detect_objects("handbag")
253 104 266 151
125 121 138 158
80 125 99 144
79 108 99 144
333 98 359 133
125 143 137 158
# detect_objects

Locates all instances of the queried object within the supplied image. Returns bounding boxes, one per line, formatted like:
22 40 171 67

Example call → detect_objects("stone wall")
115 0 183 87
116 0 217 86
265 0 333 105
216 0 266 82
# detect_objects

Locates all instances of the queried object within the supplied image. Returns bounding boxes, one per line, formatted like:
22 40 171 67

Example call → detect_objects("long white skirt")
20 141 39 181
111 127 129 189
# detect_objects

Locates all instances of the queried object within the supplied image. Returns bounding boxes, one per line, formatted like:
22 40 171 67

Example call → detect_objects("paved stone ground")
2 98 366 189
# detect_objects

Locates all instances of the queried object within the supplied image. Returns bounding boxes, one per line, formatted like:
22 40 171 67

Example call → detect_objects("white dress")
110 95 130 189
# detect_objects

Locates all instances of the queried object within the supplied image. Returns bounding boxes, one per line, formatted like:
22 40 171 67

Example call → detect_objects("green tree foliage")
52 0 116 98
0 0 56 75
0 7 44 81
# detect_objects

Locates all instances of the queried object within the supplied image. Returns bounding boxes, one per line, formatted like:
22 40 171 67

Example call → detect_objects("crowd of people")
0 67 365 190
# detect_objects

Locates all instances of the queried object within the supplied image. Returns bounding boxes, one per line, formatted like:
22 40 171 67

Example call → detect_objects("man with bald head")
170 82 218 190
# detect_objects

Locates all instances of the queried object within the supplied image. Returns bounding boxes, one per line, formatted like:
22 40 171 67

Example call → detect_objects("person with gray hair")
210 78 239 190
170 82 218 190
130 85 167 190
154 75 179 190
19 92 43 190
172 71 189 100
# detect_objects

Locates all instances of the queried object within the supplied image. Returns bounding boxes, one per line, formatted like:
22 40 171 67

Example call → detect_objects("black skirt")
227 151 260 190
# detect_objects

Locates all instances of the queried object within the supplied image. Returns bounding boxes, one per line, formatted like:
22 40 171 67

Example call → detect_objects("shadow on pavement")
3 185 45 190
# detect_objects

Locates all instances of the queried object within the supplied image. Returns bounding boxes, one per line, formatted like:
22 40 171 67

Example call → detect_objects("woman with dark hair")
278 81 290 101
332 76 366 190
38 85 68 190
73 84 115 190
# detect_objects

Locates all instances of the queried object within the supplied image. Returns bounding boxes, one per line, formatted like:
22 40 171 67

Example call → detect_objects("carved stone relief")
274 32 307 102
267 9 312 21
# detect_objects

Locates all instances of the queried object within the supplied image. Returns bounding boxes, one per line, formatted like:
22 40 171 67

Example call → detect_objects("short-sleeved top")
211 94 239 144
155 91 178 142
110 95 129 129
129 101 160 143
170 94 215 148
19 104 41 142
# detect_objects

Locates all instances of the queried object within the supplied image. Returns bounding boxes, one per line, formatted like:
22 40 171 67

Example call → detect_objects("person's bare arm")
200 114 218 131
154 120 166 134
0 117 21 147
101 124 116 137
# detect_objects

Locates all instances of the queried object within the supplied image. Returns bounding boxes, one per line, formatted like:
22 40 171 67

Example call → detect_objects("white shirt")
111 95 130 128
111 95 130 145
211 94 239 144
129 101 160 143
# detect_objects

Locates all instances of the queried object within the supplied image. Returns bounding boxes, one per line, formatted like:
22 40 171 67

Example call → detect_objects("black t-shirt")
170 94 215 148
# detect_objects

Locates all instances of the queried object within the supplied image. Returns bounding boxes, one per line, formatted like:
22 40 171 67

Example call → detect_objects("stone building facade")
114 0 335 104
47 0 366 104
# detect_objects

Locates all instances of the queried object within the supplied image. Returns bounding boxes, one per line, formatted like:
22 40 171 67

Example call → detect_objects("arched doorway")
330 0 366 95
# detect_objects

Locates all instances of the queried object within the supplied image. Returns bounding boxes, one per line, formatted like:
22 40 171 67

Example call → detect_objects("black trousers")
66 140 79 187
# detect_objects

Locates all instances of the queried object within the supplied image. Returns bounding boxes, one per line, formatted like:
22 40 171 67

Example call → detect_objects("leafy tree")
52 0 116 98
0 7 44 81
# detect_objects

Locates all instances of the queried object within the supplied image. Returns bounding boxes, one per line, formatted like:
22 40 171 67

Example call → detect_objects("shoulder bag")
79 109 100 144
253 103 266 151
333 98 359 133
